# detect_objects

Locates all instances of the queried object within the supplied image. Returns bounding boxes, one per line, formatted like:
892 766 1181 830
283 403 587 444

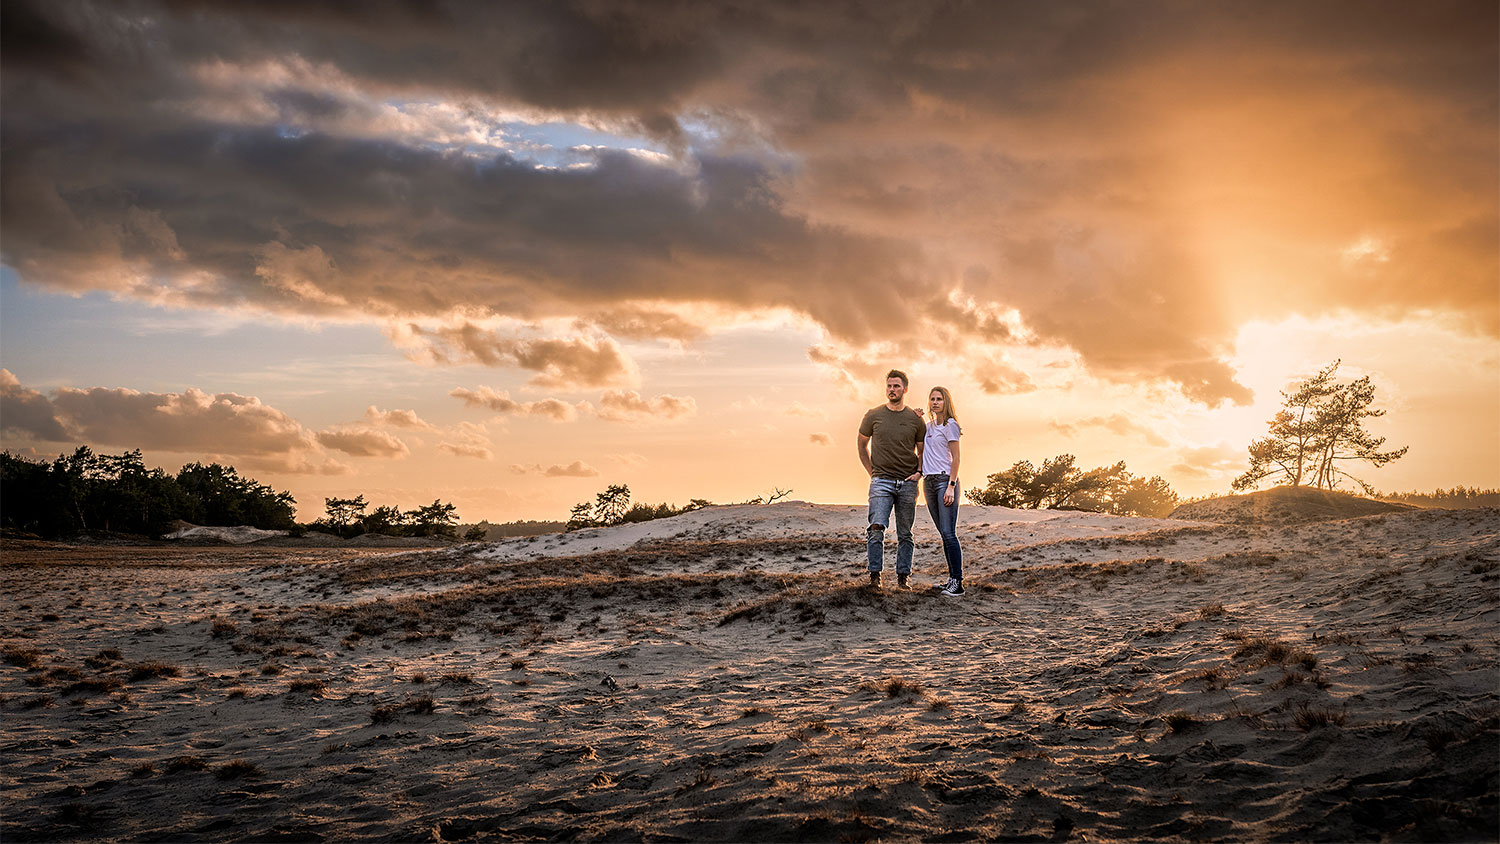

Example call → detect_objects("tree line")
1375 487 1498 509
313 495 462 539
1 447 296 538
0 446 471 541
964 454 1180 517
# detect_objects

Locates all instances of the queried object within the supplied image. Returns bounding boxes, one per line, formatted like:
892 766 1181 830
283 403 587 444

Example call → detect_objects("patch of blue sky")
380 98 671 166
0 267 390 400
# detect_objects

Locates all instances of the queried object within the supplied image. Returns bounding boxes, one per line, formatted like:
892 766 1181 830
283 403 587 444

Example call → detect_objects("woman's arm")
945 439 961 505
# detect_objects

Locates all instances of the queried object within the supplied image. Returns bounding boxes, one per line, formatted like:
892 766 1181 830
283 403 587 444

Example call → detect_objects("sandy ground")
1 502 1496 842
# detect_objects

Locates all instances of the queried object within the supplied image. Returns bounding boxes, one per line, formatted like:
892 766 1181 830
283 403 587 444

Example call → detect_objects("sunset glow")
2 1 1495 522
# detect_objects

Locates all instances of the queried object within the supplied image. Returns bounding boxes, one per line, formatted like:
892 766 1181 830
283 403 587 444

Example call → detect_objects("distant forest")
0 446 569 541
1375 487 1499 509
1 447 297 538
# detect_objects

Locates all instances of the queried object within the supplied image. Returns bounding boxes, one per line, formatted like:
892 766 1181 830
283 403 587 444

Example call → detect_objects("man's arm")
907 410 923 480
857 433 874 477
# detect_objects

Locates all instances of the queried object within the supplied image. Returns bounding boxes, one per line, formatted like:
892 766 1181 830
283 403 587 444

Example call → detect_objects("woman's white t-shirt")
922 419 961 476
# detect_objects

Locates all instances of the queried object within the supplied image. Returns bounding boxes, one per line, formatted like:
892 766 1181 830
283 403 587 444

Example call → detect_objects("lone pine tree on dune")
1234 360 1408 494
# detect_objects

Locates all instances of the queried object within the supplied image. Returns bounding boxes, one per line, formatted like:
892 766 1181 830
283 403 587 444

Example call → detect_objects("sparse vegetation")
965 454 1178 516
370 695 437 724
215 760 262 779
127 661 181 682
1163 711 1196 732
166 755 208 773
288 678 327 695
1292 704 1347 731
2 647 44 670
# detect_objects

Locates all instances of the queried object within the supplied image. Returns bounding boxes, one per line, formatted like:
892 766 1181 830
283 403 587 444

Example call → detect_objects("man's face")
885 378 906 404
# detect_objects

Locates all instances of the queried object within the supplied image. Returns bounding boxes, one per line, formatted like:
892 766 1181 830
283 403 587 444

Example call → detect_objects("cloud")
449 387 581 422
509 460 599 478
1 1 1493 405
0 371 357 474
810 432 832 446
363 405 435 430
974 359 1037 396
50 386 313 456
584 307 706 344
1171 445 1246 480
588 390 697 423
315 426 410 458
398 324 638 389
438 442 493 460
1050 414 1169 448
0 369 69 441
437 420 493 460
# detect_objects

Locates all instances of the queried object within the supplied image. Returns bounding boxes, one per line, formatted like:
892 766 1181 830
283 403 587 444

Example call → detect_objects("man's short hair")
886 369 908 388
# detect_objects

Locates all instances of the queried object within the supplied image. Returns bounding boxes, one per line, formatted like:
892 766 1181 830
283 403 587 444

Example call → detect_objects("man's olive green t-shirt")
859 405 924 479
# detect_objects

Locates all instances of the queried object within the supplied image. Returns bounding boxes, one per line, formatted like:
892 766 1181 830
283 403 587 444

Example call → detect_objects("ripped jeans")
867 476 918 574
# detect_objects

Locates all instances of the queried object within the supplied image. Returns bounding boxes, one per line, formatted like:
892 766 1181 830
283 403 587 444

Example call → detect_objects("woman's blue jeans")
924 473 963 580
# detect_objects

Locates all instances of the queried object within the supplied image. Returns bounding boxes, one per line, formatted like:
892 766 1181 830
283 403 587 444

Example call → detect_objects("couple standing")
856 369 965 597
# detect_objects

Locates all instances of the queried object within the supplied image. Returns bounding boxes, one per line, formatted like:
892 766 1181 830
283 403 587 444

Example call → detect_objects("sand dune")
2 503 1496 841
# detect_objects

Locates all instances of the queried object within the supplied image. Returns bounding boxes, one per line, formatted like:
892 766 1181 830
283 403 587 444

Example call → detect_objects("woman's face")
929 391 944 413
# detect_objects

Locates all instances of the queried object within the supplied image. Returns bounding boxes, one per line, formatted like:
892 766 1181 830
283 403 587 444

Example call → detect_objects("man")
857 369 924 588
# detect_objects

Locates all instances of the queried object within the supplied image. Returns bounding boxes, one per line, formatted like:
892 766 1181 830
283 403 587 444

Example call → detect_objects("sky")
1 0 1496 523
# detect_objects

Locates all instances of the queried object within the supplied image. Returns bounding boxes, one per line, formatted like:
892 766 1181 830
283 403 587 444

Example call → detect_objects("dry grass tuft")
859 676 924 699
370 694 437 724
674 768 715 795
129 762 155 778
83 649 122 669
165 755 208 773
287 678 327 696
62 676 120 697
1231 636 1318 670
1292 704 1347 731
215 759 262 780
1197 602 1226 619
127 661 181 682
2 647 44 670
1163 711 1196 732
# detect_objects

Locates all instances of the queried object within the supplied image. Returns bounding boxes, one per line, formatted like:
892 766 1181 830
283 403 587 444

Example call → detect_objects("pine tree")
1234 361 1406 493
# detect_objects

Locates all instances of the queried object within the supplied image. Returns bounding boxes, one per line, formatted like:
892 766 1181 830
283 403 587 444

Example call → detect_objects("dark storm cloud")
3 0 1494 404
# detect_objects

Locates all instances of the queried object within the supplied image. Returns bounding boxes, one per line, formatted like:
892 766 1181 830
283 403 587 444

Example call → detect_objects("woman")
922 386 964 596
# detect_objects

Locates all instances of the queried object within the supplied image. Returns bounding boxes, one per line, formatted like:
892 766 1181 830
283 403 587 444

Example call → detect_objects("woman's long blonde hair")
928 386 958 427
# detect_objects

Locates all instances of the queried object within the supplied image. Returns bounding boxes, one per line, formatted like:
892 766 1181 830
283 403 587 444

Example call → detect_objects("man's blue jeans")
867 476 918 574
924 473 963 580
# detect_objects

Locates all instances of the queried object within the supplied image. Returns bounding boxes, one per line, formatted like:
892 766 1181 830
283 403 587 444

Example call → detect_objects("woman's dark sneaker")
940 580 965 597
